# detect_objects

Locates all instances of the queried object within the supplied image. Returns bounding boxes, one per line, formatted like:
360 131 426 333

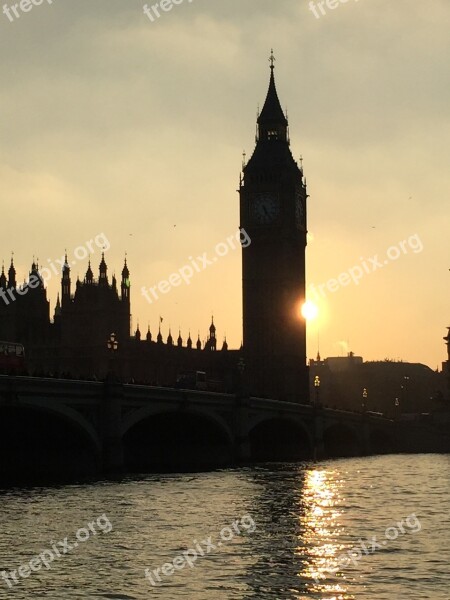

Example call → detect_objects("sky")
0 0 448 369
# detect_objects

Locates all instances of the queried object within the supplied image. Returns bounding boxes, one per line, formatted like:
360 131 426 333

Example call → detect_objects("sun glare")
301 300 319 321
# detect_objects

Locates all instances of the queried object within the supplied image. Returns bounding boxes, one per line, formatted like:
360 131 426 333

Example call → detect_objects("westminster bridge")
0 375 448 479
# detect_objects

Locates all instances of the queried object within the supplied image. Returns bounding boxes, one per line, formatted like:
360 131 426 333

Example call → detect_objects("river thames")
0 454 448 599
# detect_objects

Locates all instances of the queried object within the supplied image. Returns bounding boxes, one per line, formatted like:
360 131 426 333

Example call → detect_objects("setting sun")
301 300 319 321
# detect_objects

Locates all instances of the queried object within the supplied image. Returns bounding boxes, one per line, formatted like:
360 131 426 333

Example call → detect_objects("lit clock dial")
250 193 280 225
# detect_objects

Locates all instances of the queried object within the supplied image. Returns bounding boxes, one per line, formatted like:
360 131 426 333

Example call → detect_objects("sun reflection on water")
297 468 354 600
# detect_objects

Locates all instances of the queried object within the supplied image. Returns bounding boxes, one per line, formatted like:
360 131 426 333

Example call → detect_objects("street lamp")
394 396 400 418
314 375 321 408
107 333 118 352
107 333 118 381
362 388 368 413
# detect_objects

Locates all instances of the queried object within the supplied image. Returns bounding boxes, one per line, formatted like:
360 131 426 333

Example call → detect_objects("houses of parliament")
0 56 310 402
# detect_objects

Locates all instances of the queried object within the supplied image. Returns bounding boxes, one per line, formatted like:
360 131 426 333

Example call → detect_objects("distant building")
309 351 446 416
318 352 363 373
443 327 450 400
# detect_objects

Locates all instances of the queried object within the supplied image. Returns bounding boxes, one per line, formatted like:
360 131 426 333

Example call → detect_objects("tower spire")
62 250 71 304
0 262 6 290
121 255 130 302
99 252 108 285
85 259 93 284
244 53 298 175
257 51 288 140
54 293 62 319
8 254 16 288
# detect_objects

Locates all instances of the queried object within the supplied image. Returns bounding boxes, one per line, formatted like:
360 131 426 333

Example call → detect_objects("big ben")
240 53 308 403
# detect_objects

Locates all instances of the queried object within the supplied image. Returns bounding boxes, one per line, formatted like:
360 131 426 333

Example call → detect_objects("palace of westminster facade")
0 58 311 401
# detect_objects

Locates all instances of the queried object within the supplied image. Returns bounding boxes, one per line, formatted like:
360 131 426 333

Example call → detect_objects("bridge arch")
0 401 102 480
369 427 394 455
23 400 102 452
122 406 234 471
323 422 363 457
247 415 313 461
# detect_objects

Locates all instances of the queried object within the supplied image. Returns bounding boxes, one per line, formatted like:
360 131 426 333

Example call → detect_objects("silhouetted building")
240 53 308 402
53 254 131 376
0 259 51 364
1 254 240 385
309 352 447 416
0 56 310 402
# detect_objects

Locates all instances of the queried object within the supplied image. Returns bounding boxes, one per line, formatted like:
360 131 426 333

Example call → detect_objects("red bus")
0 341 26 373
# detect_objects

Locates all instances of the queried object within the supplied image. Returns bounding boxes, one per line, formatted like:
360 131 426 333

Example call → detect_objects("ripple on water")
0 455 448 599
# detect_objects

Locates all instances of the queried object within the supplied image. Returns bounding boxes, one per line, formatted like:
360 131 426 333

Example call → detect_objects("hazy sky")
1 0 448 369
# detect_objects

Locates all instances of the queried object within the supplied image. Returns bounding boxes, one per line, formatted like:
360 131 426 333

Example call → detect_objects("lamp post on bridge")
362 388 368 413
106 333 118 382
314 375 321 409
394 397 400 420
312 375 322 461
103 332 124 472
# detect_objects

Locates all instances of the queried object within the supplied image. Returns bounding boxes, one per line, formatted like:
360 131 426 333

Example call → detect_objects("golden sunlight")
301 300 319 321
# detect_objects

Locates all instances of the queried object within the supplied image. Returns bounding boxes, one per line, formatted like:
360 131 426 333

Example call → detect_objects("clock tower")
240 54 308 403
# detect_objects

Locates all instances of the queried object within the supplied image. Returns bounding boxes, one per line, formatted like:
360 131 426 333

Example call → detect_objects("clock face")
250 193 280 225
295 190 304 225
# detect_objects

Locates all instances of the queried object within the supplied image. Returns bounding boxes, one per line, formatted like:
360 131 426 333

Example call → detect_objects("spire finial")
269 49 276 71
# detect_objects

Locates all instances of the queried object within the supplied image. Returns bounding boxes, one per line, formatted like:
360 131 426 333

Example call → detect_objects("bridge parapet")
0 376 447 477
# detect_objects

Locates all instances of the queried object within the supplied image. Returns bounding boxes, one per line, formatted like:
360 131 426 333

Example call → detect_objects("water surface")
0 454 449 599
